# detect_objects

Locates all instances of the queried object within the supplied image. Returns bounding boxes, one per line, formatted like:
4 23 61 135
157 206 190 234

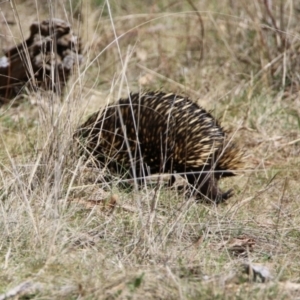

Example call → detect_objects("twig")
186 0 205 62
263 0 289 51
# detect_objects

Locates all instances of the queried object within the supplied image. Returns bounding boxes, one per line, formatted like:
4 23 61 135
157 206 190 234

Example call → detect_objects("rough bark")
0 18 82 103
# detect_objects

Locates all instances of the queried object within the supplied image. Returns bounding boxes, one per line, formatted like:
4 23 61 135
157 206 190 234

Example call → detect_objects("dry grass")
1 0 300 299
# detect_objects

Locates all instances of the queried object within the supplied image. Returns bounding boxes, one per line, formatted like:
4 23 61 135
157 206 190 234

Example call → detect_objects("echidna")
75 91 244 203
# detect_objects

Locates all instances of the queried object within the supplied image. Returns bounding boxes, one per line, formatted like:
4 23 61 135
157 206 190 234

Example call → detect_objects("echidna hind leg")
185 172 234 203
221 188 234 200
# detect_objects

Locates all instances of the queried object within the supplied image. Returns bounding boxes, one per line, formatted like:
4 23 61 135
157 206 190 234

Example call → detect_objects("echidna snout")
75 91 245 203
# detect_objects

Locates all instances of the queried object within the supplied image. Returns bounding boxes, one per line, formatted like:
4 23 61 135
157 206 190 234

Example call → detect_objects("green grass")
0 0 300 299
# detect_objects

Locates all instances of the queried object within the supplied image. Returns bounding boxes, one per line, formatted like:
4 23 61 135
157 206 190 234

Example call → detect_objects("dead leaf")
0 281 42 300
67 194 118 214
220 236 255 257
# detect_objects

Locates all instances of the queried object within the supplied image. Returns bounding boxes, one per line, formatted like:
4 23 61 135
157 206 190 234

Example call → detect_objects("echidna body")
75 91 244 202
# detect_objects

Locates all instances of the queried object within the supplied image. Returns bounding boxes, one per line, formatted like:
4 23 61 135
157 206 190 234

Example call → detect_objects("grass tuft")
0 0 300 299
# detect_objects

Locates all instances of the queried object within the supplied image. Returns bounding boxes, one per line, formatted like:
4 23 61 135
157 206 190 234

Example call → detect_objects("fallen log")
0 18 82 104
